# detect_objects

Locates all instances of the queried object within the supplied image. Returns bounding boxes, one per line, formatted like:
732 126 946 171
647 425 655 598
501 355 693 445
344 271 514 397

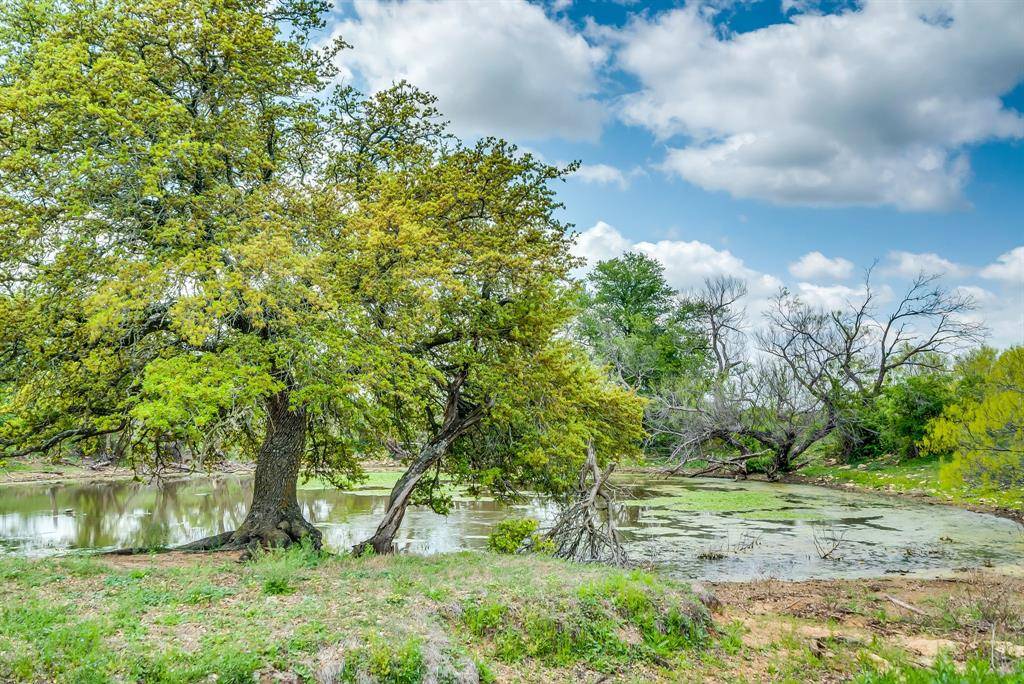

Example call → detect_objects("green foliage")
587 252 679 335
0 0 644 512
457 569 709 670
854 655 1024 683
849 370 955 461
875 373 953 459
0 0 374 472
446 346 646 504
576 252 707 397
486 518 539 554
924 347 1024 493
340 637 426 684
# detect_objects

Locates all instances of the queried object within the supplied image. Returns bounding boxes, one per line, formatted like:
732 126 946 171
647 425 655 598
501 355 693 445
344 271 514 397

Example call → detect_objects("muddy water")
0 473 1020 581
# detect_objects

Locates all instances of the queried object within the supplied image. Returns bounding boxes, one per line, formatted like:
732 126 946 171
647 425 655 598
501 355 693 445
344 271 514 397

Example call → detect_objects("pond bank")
793 457 1024 525
0 457 256 486
787 471 1024 526
0 550 1020 683
0 458 413 486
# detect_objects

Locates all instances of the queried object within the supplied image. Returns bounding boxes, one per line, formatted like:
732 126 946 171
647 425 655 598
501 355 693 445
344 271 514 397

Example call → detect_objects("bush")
455 569 709 670
246 539 322 595
486 518 539 554
873 373 952 459
924 347 1024 493
840 370 954 462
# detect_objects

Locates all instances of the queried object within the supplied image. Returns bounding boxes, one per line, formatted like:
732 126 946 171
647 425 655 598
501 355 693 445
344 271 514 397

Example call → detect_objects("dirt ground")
705 566 1024 679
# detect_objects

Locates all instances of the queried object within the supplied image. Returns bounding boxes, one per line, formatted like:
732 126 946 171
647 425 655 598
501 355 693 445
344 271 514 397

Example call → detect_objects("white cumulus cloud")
789 251 854 281
572 221 633 266
571 222 783 321
573 222 1022 346
574 163 629 189
330 0 607 141
979 246 1024 283
886 250 970 278
613 0 1024 210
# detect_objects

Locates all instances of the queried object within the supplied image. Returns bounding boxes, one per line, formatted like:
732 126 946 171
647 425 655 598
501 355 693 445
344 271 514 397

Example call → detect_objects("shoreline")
0 460 256 487
783 472 1024 526
5 458 1022 525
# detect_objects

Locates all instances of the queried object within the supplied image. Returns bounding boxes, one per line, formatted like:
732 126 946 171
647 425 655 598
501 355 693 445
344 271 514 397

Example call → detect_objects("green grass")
854 655 1024 683
1 550 1019 682
0 550 713 683
801 455 1024 514
295 470 404 492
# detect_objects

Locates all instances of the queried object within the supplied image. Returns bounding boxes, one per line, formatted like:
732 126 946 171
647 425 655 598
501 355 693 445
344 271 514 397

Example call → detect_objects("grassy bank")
798 455 1024 520
0 456 131 484
0 550 1021 683
0 456 261 486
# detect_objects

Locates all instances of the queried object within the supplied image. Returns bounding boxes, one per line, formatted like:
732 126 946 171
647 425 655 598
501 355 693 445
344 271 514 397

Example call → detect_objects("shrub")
924 347 1024 493
839 370 954 462
486 518 539 554
340 637 425 684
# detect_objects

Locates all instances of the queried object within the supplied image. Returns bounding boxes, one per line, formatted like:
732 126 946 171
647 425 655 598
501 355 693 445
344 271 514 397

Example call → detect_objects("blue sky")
325 0 1023 346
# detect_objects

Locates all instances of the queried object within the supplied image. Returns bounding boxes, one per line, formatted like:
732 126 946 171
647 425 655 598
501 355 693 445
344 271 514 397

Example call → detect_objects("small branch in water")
812 527 848 560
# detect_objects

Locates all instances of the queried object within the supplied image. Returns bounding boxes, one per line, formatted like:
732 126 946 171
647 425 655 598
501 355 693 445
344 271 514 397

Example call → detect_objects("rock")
993 641 1024 659
900 636 960 665
691 583 722 613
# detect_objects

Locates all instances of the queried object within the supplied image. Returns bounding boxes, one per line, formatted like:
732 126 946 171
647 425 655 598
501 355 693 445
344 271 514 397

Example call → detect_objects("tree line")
574 251 1022 494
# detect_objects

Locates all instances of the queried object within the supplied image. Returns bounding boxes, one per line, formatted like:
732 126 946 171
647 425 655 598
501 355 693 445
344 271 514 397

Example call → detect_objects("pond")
1 473 1021 581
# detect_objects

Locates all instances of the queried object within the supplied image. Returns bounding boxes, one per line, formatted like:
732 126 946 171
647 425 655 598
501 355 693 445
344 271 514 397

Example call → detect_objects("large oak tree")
0 0 644 552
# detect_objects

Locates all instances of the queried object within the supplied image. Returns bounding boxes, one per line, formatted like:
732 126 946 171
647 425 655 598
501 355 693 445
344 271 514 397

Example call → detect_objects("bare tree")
653 269 985 478
654 360 831 478
697 275 748 378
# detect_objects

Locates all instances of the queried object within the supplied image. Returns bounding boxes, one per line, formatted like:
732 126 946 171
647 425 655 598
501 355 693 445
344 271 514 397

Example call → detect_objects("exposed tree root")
102 545 174 556
538 444 631 567
175 530 238 552
103 516 323 557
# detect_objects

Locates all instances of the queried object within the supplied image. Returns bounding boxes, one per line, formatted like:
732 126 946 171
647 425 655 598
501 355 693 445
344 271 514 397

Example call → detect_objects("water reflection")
1 475 1021 581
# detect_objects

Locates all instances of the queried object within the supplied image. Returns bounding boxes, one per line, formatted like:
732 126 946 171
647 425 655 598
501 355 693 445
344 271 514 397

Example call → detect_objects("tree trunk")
352 441 445 555
352 372 483 556
770 443 794 479
229 389 322 550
